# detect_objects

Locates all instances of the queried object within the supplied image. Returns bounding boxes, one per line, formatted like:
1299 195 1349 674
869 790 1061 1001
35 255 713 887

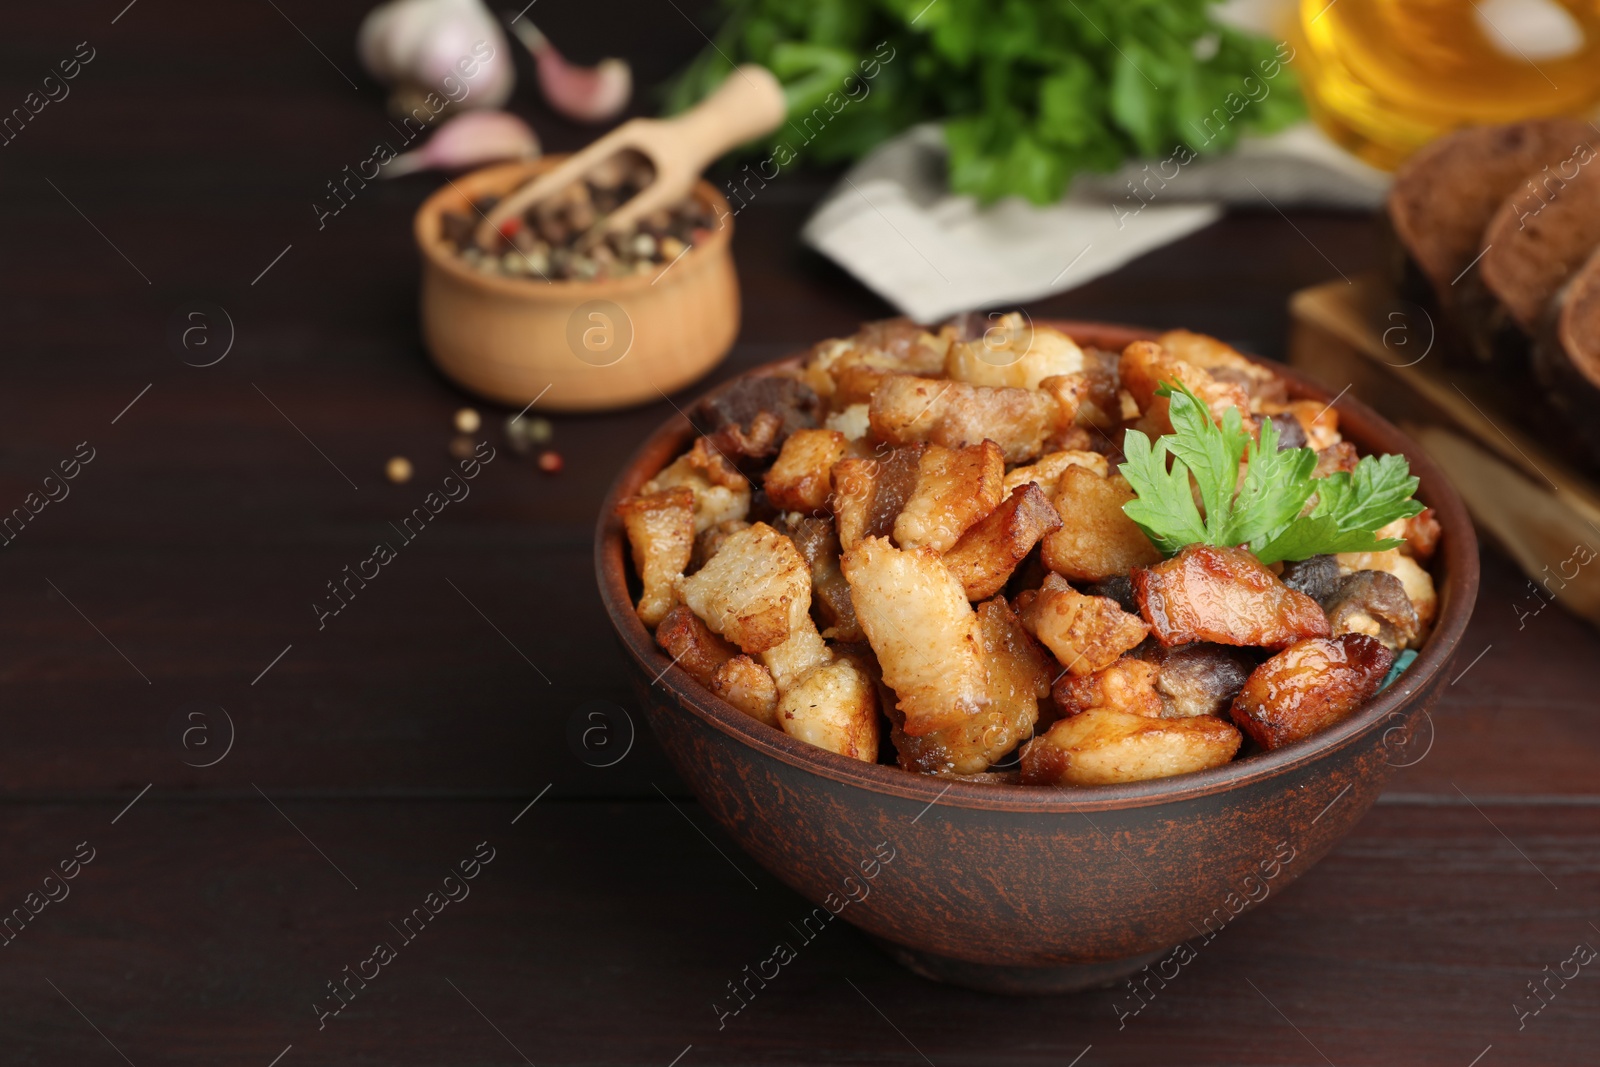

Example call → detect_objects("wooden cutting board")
1288 275 1600 627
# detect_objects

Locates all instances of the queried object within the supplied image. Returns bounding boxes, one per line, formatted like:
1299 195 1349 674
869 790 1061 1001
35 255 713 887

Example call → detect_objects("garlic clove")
382 110 540 178
358 0 514 110
510 20 632 124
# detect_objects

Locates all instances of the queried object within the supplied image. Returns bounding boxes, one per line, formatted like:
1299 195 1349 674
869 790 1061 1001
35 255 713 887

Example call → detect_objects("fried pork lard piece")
893 440 1005 553
1041 465 1162 581
944 317 1086 390
677 522 810 654
654 605 738 690
1002 449 1107 497
891 597 1050 775
831 444 926 552
1134 544 1331 649
714 656 781 726
781 516 862 641
840 536 990 736
1020 707 1242 787
763 428 848 514
1018 573 1149 676
777 657 879 761
654 606 778 725
1230 634 1395 750
869 374 1056 462
941 482 1062 601
643 437 751 534
615 486 695 627
1052 658 1166 719
1119 340 1257 437
1158 330 1287 406
693 375 821 459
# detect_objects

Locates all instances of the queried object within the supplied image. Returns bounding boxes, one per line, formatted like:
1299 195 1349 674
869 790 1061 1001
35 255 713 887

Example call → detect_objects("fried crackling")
1230 634 1395 750
1041 465 1162 581
777 657 880 762
677 522 810 655
713 655 781 726
690 518 750 572
869 374 1055 462
1052 657 1167 719
942 482 1062 601
830 443 927 553
1020 707 1242 787
839 536 989 736
654 605 737 690
1002 449 1108 498
764 428 848 514
783 515 862 641
616 486 695 627
1018 573 1149 676
1118 340 1257 437
1158 330 1287 406
945 317 1086 390
1134 544 1331 649
890 597 1049 775
643 438 751 534
893 440 1005 553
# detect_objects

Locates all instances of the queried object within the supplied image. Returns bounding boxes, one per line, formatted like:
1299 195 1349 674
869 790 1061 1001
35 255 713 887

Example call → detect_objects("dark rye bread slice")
1480 156 1600 333
1387 118 1596 299
1533 246 1600 464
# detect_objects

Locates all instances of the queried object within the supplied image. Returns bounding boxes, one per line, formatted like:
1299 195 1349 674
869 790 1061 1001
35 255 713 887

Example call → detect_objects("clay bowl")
414 157 738 412
595 320 1480 994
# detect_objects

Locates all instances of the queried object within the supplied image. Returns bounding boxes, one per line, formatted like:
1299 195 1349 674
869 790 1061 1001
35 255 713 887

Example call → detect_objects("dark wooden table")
2 2 1595 1064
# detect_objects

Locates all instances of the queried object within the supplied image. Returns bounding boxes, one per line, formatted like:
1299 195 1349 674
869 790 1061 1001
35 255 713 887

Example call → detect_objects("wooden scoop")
474 64 787 251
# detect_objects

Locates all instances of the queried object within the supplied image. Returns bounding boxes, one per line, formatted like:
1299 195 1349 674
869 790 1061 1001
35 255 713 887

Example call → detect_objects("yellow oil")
1294 0 1600 169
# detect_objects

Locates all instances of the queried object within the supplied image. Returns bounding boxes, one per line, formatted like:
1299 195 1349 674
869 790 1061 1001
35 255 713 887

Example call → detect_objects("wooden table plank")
0 798 1592 1066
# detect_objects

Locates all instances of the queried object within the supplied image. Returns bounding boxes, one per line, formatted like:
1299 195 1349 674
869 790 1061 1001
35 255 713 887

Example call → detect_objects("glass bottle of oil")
1294 0 1600 169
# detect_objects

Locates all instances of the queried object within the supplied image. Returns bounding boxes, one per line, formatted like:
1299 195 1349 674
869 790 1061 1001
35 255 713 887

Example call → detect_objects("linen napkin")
801 122 1389 323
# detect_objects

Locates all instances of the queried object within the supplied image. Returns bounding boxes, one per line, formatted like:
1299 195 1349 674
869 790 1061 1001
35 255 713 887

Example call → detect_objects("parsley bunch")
663 0 1303 205
1120 385 1423 565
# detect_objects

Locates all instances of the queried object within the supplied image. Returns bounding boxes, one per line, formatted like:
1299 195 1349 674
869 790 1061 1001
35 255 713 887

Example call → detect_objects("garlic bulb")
510 21 631 124
382 110 539 177
358 0 513 110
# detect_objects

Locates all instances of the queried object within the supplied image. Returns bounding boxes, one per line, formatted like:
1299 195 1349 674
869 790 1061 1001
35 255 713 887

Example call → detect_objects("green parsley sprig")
1120 384 1423 565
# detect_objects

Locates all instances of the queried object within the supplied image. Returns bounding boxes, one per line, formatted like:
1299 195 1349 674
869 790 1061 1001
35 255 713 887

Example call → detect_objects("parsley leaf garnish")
1120 384 1423 565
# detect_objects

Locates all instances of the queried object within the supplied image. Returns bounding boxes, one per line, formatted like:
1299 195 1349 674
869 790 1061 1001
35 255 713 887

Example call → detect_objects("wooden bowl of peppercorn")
414 156 739 412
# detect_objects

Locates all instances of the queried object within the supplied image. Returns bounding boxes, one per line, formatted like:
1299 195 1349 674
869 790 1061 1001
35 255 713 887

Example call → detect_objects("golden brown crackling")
1134 544 1331 649
941 482 1062 601
893 440 1005 553
678 522 810 654
840 536 989 736
764 428 848 514
1041 465 1161 582
1019 573 1149 676
1020 706 1241 786
616 486 695 627
1230 634 1395 750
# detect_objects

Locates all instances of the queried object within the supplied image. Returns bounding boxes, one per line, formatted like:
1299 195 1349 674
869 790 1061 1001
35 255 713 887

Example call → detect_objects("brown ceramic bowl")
595 320 1479 994
414 157 739 412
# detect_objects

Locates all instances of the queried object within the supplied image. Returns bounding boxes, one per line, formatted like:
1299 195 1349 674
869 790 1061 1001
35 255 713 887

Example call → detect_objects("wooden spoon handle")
658 65 787 174
572 65 786 249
